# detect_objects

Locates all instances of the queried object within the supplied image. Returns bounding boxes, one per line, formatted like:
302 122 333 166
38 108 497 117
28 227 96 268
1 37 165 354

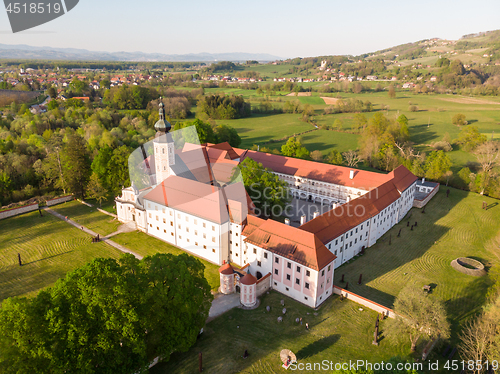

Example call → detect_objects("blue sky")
1 0 499 58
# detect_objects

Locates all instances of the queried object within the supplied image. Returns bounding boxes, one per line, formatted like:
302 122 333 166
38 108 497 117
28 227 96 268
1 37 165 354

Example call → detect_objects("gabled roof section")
239 150 388 190
242 215 266 237
301 179 402 244
387 165 418 192
143 176 251 225
244 219 336 271
206 142 240 160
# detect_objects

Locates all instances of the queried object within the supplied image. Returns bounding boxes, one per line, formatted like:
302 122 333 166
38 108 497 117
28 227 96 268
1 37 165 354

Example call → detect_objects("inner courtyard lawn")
0 211 123 301
333 187 500 339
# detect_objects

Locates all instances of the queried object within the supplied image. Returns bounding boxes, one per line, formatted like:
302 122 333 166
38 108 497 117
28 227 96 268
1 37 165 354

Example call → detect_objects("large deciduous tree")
386 286 450 352
0 253 213 374
214 124 241 147
281 137 310 159
424 150 452 182
235 157 290 219
62 133 91 198
456 125 487 152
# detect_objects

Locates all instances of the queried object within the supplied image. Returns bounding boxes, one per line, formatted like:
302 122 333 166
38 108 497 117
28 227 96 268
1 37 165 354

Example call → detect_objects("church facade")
116 103 418 308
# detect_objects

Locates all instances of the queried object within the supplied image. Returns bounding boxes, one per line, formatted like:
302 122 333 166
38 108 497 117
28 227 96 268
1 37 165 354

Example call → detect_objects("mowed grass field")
112 231 220 291
0 211 123 301
51 199 121 236
333 187 500 339
150 291 407 374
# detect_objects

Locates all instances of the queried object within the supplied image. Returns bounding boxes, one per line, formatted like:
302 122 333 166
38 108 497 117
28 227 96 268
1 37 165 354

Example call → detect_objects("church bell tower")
153 99 175 185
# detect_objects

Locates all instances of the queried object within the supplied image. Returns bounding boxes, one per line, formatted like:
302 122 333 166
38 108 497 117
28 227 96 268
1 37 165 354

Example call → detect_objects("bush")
431 141 453 152
409 105 418 112
452 113 468 126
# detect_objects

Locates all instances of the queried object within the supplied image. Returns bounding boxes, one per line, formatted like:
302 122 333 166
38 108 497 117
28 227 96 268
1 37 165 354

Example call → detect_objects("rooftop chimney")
284 218 290 226
313 211 320 219
300 214 306 225
422 177 425 184
349 170 355 180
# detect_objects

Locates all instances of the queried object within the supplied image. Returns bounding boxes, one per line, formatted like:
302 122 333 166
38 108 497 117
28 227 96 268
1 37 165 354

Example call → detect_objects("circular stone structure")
451 257 486 277
218 263 235 294
240 273 257 307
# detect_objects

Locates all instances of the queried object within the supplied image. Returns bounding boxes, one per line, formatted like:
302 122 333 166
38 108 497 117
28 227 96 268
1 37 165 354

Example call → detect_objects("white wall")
0 203 39 220
46 195 73 206
144 199 226 265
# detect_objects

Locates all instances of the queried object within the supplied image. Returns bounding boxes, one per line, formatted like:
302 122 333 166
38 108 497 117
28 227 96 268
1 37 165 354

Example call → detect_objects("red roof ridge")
240 273 257 285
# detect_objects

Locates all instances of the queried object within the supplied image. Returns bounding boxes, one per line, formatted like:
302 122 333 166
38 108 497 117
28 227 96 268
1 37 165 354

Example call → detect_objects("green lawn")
267 129 360 156
112 231 220 291
333 187 500 341
0 211 123 301
215 113 315 149
51 199 121 236
150 291 407 374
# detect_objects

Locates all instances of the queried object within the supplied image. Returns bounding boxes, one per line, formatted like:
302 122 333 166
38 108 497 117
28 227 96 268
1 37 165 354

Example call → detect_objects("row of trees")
197 94 251 120
0 253 213 373
173 119 241 147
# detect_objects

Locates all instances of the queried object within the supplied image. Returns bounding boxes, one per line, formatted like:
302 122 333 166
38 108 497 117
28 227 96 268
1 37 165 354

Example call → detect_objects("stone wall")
256 273 272 297
46 195 73 206
0 203 39 220
332 285 395 318
413 184 440 208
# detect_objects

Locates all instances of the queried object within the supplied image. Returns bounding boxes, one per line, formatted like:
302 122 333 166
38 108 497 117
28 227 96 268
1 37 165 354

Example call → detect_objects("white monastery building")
116 102 418 308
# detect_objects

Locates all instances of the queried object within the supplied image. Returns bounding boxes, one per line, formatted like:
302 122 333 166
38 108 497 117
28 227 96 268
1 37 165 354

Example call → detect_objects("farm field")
333 187 500 339
150 291 409 374
0 210 123 301
266 129 360 156
112 230 220 291
215 113 315 149
203 90 500 177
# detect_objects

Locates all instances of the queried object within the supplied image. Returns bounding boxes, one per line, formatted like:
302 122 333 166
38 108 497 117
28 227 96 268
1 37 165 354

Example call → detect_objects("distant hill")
0 44 283 62
362 29 500 68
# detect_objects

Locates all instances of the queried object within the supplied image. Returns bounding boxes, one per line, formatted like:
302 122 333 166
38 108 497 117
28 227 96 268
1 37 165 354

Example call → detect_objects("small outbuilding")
240 273 257 307
218 263 235 294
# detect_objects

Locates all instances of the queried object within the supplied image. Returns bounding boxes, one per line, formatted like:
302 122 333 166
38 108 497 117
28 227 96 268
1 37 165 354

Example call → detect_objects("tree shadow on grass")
296 334 340 359
0 263 68 301
445 275 493 341
410 123 438 145
24 250 74 265
334 188 465 309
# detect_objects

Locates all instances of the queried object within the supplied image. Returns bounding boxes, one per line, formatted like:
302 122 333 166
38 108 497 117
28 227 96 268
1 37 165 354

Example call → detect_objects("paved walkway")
104 221 136 239
207 292 241 321
43 207 143 260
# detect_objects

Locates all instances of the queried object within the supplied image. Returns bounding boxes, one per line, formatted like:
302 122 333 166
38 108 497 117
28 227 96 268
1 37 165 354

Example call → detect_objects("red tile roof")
244 218 336 271
239 150 389 190
143 176 250 224
240 273 257 285
300 178 406 244
219 263 234 275
387 165 418 192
